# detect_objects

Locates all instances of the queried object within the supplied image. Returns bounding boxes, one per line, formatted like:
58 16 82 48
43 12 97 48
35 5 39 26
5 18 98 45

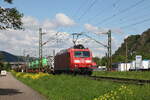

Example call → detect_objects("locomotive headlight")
85 60 92 63
74 60 80 63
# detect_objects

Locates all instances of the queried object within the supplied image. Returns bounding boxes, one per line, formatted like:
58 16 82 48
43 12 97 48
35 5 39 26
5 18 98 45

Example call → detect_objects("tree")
100 57 107 66
4 62 11 71
4 0 13 4
0 54 4 71
93 57 101 66
93 56 108 66
0 0 23 30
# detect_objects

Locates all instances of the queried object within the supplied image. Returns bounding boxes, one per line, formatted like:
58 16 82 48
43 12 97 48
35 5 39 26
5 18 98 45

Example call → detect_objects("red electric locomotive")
54 45 95 75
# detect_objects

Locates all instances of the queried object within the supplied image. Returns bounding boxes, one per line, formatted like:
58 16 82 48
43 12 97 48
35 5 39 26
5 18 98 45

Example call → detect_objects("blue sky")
1 0 150 57
2 0 150 34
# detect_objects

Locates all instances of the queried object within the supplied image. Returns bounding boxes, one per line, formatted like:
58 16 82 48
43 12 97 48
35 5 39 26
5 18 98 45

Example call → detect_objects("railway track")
86 76 150 85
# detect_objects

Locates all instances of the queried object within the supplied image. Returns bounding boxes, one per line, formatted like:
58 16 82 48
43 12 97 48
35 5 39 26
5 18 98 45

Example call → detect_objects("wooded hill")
0 51 23 62
112 28 150 63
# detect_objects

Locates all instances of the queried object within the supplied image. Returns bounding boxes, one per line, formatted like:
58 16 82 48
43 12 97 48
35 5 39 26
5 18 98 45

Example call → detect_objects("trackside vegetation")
92 71 150 80
11 71 150 100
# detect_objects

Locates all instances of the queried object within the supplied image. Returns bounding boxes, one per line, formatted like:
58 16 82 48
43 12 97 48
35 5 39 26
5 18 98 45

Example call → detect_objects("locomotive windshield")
74 51 90 58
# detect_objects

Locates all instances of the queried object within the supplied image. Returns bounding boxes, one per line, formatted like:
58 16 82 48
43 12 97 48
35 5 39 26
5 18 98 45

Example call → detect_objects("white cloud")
55 13 75 27
0 13 121 58
84 24 123 34
22 16 40 30
42 19 57 29
22 13 76 30
84 24 109 34
0 13 76 57
42 13 76 29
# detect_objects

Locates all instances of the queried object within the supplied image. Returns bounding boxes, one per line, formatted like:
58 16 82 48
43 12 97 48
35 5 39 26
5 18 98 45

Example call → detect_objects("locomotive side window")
74 51 90 57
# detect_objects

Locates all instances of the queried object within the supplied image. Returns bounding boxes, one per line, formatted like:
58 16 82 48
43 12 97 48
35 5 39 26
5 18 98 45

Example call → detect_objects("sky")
0 0 150 57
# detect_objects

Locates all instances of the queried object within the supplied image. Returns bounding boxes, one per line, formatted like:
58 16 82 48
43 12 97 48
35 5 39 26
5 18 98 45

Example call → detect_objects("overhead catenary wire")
66 0 91 33
120 17 150 29
112 0 121 7
54 1 90 46
77 0 98 21
83 33 108 48
119 13 150 25
104 1 150 26
72 32 108 48
67 0 98 34
84 0 120 23
95 0 146 26
72 0 89 18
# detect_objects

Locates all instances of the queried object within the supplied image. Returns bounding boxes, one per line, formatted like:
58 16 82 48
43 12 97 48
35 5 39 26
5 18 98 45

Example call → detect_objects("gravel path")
0 72 47 100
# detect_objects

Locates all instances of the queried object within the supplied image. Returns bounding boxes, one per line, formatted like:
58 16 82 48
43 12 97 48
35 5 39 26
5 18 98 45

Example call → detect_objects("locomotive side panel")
54 51 71 71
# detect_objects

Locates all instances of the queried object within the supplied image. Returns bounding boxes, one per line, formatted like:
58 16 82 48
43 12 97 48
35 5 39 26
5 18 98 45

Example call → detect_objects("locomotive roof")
72 44 85 49
56 45 90 56
56 49 68 56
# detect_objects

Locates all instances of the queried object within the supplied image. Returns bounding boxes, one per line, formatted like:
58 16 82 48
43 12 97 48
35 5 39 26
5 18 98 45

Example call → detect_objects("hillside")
112 28 150 63
0 51 23 62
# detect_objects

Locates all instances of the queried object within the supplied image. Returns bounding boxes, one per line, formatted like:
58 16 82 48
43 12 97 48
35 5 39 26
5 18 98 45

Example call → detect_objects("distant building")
112 63 131 71
142 60 150 69
130 60 150 70
9 62 26 69
118 63 131 71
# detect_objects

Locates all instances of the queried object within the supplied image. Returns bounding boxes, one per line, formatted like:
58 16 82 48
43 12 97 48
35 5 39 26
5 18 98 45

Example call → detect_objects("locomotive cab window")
74 51 90 57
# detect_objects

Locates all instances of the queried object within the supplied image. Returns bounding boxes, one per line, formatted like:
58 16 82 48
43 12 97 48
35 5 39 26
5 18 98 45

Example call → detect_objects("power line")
78 0 98 21
56 0 90 41
103 2 150 28
66 0 91 33
116 3 150 23
112 0 121 7
84 0 119 23
83 33 108 48
119 13 150 25
120 17 150 29
67 0 98 34
95 0 146 26
72 0 89 18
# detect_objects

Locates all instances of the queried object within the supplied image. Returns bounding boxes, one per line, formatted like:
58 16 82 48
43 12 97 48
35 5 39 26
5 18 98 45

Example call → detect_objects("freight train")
20 44 96 75
27 57 49 73
54 44 95 75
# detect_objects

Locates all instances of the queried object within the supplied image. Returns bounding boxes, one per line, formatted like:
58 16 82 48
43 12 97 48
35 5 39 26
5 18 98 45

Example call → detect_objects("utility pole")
125 39 128 71
39 28 42 71
52 49 55 68
53 50 55 57
107 30 112 71
39 28 47 71
23 49 26 72
105 52 108 70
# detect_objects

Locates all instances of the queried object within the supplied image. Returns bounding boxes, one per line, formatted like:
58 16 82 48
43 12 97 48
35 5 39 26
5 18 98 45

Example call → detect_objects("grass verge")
92 71 150 80
11 70 150 100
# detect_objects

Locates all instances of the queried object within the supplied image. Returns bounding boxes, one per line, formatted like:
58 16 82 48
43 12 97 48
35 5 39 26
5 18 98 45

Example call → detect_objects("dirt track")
0 72 47 100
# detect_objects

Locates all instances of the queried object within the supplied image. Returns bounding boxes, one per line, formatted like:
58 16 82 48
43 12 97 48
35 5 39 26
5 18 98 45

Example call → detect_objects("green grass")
12 71 150 100
18 74 121 100
92 71 150 80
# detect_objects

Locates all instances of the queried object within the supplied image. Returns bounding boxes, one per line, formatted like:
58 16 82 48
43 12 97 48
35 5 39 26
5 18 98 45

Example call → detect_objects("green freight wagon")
35 60 39 68
42 58 48 67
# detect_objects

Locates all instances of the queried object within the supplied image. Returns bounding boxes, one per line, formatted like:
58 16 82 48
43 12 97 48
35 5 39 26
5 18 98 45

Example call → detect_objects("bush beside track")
92 71 150 80
11 70 150 100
